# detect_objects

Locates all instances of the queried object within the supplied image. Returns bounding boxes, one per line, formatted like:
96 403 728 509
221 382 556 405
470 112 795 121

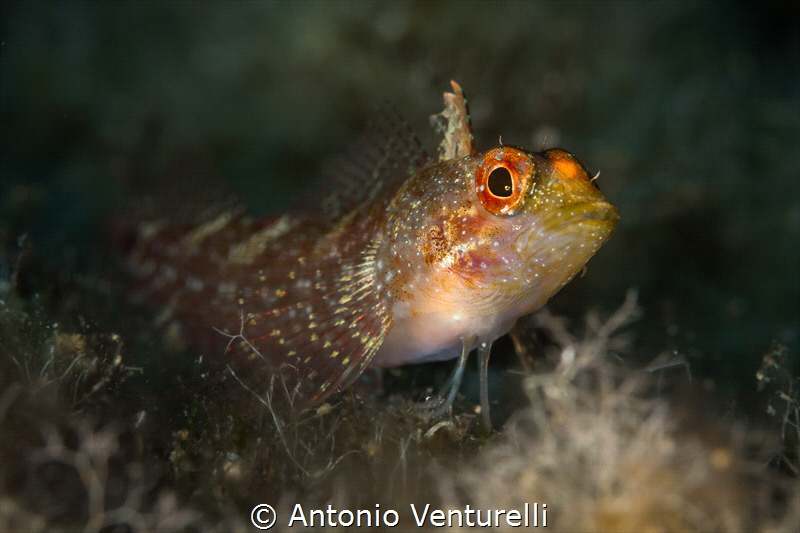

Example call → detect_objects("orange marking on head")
554 158 581 180
546 149 590 182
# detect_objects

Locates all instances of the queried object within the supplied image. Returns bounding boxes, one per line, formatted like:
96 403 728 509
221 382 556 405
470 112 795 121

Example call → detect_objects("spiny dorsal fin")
109 144 247 258
430 80 475 161
154 147 245 225
294 103 429 224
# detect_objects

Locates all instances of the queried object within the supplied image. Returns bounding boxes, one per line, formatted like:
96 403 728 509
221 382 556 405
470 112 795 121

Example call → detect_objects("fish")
124 81 619 426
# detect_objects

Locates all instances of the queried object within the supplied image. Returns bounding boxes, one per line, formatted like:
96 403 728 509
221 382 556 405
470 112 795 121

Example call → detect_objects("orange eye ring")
475 147 535 216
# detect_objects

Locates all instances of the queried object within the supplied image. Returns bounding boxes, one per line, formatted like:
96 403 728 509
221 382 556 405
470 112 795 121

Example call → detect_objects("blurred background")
1 1 798 411
1 2 799 530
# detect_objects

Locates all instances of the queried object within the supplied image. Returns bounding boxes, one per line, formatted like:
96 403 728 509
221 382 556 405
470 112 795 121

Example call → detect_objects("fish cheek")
422 224 449 267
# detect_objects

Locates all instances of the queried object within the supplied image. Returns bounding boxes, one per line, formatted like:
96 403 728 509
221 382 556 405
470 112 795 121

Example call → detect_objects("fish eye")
476 147 534 216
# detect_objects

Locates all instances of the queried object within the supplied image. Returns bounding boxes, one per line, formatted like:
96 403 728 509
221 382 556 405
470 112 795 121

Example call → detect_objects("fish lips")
513 200 619 255
554 200 619 232
534 199 619 233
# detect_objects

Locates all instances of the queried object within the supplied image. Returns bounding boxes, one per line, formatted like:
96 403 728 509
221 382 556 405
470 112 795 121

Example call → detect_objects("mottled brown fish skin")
125 83 619 408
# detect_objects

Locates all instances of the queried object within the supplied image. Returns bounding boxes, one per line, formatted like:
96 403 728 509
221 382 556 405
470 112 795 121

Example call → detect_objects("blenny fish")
125 82 619 426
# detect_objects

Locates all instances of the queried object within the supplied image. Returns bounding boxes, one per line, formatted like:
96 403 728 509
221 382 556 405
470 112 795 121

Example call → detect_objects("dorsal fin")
293 103 429 224
153 147 246 225
108 143 247 257
430 80 475 161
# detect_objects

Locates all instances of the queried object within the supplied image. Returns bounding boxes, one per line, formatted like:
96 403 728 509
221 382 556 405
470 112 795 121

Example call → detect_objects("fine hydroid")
1 279 797 532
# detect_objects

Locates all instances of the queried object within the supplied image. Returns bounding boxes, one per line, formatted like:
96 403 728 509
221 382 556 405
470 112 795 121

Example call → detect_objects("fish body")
126 82 619 414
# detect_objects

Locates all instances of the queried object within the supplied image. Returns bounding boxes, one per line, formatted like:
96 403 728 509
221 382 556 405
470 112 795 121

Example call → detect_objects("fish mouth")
575 202 620 223
552 201 620 231
514 200 619 255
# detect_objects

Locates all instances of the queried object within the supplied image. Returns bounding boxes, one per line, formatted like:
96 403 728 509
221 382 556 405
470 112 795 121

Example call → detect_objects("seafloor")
1 2 798 531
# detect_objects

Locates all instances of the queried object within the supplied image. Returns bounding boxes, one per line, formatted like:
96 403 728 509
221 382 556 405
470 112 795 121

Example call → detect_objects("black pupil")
488 167 513 197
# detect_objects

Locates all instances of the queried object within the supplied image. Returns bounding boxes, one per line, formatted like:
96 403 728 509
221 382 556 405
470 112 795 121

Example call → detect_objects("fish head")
453 146 619 308
381 144 618 356
490 146 620 310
